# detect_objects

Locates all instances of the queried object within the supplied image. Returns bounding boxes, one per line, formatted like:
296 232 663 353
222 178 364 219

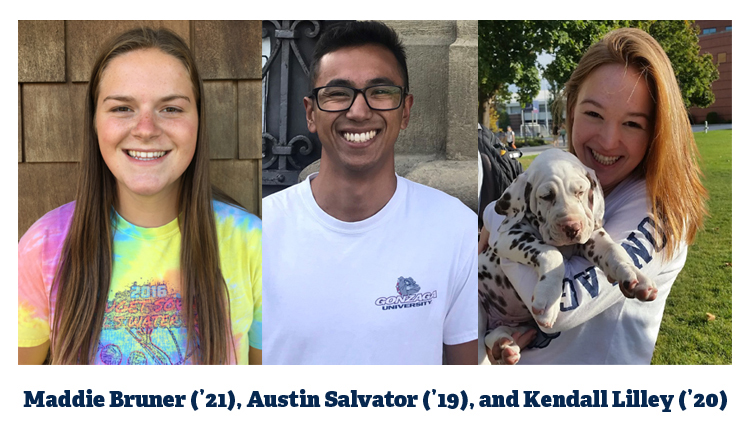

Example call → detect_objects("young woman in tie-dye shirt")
18 28 261 365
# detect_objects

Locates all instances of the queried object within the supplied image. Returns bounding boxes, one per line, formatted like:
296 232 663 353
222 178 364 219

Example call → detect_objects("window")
702 28 717 35
726 26 732 31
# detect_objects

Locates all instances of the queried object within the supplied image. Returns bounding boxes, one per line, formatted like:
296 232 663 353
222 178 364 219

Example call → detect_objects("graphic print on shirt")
529 216 661 349
18 201 261 364
98 278 194 365
375 276 438 311
560 216 662 312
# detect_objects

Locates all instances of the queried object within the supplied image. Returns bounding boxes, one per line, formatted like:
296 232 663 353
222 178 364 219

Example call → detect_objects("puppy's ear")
584 171 605 229
495 173 529 223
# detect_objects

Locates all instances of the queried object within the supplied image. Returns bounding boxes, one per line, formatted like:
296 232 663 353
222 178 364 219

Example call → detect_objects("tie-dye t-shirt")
18 201 261 365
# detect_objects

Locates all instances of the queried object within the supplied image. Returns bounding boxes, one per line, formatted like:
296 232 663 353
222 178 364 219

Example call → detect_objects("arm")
19 342 49 365
501 178 679 333
444 340 478 365
248 346 262 365
19 215 61 362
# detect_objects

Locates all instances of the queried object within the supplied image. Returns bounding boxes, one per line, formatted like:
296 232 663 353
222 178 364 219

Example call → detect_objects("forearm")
444 340 478 365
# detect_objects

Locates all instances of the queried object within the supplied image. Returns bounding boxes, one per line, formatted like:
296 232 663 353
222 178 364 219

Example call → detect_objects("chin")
119 179 176 198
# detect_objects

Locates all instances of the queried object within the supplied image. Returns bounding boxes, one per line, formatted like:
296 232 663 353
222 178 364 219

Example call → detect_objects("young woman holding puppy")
480 27 707 364
18 28 262 365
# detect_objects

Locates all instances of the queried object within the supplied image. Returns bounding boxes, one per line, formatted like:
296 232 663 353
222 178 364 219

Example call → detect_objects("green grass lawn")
518 153 538 171
651 130 732 364
514 132 732 364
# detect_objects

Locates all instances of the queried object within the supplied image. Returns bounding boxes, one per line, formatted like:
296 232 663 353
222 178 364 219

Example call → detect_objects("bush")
706 111 722 124
517 137 546 147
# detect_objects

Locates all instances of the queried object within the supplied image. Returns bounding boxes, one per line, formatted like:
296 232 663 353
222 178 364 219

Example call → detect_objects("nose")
132 110 161 140
560 219 582 240
345 91 373 121
599 121 621 150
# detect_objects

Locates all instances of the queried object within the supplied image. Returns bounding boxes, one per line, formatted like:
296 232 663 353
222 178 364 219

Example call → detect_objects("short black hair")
309 21 409 94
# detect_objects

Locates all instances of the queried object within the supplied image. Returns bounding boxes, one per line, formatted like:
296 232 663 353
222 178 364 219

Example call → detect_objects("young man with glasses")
263 21 477 364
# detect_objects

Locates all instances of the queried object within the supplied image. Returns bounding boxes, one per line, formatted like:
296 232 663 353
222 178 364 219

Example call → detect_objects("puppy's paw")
496 337 521 365
612 262 657 301
485 327 522 365
531 283 561 328
631 269 657 301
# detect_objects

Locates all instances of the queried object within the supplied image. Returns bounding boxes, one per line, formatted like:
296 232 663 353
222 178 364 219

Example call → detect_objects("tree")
632 20 718 108
479 20 719 121
478 21 557 121
541 21 622 126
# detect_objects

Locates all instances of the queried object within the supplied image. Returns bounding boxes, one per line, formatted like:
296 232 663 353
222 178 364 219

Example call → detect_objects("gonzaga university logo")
375 276 437 311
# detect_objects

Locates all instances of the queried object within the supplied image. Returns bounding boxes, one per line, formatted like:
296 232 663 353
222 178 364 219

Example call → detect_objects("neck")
115 184 181 228
310 159 397 222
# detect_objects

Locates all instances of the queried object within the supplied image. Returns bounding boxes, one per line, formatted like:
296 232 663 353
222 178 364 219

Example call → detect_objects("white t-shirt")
263 174 478 364
481 176 687 364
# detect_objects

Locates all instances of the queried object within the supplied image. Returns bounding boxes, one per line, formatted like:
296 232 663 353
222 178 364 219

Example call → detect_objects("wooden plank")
22 83 87 162
210 159 261 217
18 85 22 163
204 81 238 159
194 21 261 80
18 162 79 240
238 80 262 159
67 21 190 82
18 20 66 83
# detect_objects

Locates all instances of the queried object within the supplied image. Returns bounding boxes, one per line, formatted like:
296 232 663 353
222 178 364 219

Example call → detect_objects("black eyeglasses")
310 85 406 112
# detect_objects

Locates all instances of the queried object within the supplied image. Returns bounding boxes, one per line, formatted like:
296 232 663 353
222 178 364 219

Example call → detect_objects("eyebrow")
579 98 651 119
323 77 398 87
101 94 192 103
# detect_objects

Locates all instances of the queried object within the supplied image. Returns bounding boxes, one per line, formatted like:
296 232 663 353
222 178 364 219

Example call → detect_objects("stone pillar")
391 20 478 213
447 20 478 161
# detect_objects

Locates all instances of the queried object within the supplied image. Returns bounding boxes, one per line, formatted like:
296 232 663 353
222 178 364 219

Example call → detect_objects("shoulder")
262 181 308 214
402 177 476 220
212 200 261 234
19 202 76 251
400 177 477 237
18 202 75 277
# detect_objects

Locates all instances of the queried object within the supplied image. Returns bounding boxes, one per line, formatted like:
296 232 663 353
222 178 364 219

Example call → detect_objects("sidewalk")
691 123 732 132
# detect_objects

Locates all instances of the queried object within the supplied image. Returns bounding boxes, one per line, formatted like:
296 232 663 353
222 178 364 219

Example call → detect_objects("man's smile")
342 130 379 143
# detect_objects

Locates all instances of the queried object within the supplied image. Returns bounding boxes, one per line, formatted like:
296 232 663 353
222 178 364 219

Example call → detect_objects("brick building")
689 20 732 123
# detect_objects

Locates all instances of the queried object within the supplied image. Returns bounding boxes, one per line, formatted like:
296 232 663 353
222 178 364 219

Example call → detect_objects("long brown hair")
565 27 707 260
51 27 234 364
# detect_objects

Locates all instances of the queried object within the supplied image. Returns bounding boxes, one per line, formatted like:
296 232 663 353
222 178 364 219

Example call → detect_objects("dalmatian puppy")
479 149 657 365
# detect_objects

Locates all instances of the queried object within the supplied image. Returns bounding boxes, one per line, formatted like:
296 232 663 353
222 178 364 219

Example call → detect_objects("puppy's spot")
524 182 533 202
497 198 511 214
